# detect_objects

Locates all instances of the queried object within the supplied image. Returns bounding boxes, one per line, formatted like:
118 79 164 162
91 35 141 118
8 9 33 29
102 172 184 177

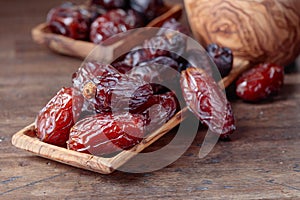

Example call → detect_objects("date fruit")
133 91 179 133
35 87 74 147
47 3 94 40
72 61 116 95
129 56 179 83
143 32 186 60
126 47 152 66
207 43 233 78
74 63 154 114
90 9 144 44
180 67 235 137
68 113 145 155
236 63 284 102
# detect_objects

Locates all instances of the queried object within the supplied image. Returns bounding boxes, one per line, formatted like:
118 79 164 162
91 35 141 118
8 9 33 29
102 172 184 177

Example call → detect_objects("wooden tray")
11 57 250 174
31 4 182 59
12 108 188 174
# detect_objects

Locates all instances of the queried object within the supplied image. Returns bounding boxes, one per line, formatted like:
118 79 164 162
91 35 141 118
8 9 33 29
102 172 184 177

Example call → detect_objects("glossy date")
236 63 284 102
180 67 235 137
68 113 145 155
35 87 75 147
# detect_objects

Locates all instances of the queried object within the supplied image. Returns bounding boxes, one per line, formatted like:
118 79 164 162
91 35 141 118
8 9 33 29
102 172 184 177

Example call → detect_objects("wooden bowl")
12 109 188 174
32 4 182 59
184 0 300 67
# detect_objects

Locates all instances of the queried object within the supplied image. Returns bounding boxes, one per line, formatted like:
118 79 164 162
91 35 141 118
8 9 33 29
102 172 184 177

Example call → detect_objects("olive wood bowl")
184 0 300 68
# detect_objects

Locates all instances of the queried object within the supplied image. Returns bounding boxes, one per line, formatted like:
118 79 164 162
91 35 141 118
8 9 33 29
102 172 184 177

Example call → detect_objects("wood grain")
184 0 300 67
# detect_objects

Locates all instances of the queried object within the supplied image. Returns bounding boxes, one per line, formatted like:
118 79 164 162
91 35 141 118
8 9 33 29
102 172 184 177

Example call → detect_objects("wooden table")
0 0 299 199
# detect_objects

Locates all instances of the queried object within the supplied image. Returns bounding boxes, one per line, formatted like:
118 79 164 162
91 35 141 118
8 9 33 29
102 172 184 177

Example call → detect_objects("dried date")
47 3 97 40
35 87 75 147
68 113 145 155
236 63 284 102
90 9 144 44
73 62 154 114
180 67 235 137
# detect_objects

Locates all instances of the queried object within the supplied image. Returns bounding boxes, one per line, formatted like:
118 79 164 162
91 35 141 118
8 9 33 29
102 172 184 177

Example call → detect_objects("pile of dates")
36 18 285 156
47 0 167 44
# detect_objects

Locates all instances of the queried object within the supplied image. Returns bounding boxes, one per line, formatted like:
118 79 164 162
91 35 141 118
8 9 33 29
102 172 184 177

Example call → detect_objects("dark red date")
143 33 186 60
135 91 179 133
129 56 179 83
35 87 74 147
47 3 95 40
90 9 144 44
236 63 284 102
73 62 154 114
180 67 235 137
68 113 145 155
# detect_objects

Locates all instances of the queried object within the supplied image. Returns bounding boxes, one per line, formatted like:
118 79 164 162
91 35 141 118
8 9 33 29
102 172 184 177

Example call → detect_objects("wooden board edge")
108 107 188 170
31 23 95 59
11 123 114 174
11 107 188 174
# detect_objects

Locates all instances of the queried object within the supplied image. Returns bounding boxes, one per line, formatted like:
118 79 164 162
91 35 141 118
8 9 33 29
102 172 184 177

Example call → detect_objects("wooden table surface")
0 0 299 199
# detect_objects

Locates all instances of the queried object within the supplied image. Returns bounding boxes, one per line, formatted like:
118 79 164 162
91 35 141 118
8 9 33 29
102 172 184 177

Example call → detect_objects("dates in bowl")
16 15 287 173
32 19 240 159
34 17 286 158
31 0 183 58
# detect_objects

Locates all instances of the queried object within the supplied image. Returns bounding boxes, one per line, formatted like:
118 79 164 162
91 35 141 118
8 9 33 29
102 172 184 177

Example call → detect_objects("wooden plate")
11 58 250 174
31 4 182 59
12 109 188 174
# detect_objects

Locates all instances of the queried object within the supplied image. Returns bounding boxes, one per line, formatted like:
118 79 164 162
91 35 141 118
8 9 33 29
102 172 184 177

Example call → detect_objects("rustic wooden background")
0 0 299 199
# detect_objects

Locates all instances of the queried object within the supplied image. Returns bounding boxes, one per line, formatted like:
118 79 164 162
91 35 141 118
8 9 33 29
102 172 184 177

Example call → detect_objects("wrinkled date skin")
128 56 181 98
47 3 96 40
207 43 233 78
93 66 153 114
143 31 186 60
90 9 144 44
68 92 179 156
35 87 74 147
129 56 179 84
73 62 154 114
141 91 179 133
112 19 188 72
236 63 284 102
72 62 115 89
68 113 145 155
151 91 179 121
180 67 236 137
